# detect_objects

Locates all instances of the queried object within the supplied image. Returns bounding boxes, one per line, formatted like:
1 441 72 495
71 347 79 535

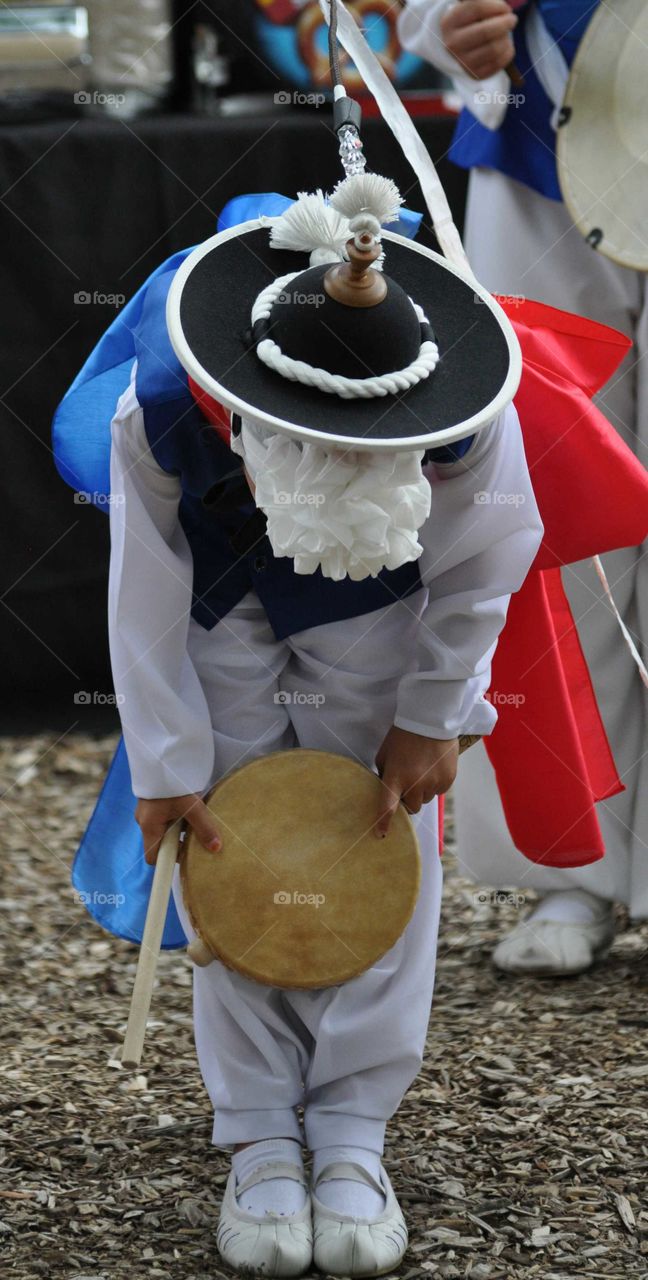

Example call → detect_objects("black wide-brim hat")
166 218 522 452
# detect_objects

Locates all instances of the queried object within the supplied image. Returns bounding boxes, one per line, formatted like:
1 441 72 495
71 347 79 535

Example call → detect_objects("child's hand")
440 0 518 80
374 727 459 837
136 794 222 865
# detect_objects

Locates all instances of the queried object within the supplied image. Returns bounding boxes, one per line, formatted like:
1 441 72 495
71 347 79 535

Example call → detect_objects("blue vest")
133 269 471 641
450 0 599 200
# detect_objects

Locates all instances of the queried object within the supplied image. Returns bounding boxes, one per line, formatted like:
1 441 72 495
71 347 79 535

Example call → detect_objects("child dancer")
105 170 540 1274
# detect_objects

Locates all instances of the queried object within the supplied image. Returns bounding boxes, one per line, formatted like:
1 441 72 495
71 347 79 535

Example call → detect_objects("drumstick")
459 0 525 88
121 821 181 1069
501 0 524 89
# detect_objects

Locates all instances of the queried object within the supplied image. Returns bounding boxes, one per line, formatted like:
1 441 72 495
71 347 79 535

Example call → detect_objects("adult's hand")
440 0 518 80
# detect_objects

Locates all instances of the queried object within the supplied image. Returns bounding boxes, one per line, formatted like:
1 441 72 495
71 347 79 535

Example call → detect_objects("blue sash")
450 1 599 200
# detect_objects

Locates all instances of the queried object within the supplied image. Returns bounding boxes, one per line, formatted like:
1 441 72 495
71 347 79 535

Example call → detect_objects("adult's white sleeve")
394 404 543 739
108 372 216 799
397 0 510 129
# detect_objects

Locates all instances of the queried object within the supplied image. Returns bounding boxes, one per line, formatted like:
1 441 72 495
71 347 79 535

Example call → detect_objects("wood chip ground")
2 734 647 1279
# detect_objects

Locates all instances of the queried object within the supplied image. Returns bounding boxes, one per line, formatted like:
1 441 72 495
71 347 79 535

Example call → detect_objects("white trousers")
172 589 443 1151
457 168 648 914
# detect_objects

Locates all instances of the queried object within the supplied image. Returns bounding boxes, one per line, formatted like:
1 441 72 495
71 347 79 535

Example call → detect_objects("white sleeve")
394 404 543 739
108 370 215 799
397 0 511 129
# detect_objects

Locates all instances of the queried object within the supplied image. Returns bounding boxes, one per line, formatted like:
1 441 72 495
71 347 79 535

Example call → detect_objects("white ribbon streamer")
525 4 569 129
318 0 476 281
592 555 648 689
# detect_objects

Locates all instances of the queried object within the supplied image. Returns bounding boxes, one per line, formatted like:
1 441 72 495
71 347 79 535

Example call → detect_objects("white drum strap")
592 555 648 689
525 4 569 127
318 0 476 282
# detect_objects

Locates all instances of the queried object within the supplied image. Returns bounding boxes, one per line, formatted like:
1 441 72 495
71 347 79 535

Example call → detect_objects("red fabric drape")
484 299 647 865
188 375 232 444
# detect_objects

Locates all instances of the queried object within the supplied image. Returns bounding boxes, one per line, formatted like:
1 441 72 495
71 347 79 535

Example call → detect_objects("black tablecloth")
0 109 466 726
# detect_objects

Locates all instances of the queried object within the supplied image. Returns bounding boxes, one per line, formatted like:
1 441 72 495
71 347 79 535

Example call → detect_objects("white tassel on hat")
329 172 403 227
267 191 351 267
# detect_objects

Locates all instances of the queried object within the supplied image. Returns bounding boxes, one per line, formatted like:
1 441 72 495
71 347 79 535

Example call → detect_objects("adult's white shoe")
492 893 616 976
312 1162 408 1277
216 1162 313 1277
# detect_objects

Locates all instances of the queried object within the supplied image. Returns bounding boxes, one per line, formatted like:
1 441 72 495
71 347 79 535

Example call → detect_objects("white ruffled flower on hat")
267 190 351 267
232 420 431 582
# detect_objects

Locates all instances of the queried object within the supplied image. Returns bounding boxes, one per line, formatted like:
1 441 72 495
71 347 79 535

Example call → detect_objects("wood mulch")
1 734 647 1279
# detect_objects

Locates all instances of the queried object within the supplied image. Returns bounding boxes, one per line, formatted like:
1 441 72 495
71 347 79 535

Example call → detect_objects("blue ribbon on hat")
217 192 424 240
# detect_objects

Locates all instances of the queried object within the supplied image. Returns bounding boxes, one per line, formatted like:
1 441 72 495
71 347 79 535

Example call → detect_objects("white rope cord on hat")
252 274 439 400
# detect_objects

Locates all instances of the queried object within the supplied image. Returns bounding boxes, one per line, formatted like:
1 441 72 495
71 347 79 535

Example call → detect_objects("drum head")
181 750 420 989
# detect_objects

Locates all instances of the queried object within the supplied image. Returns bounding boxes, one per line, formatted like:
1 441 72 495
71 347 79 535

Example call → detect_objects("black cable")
328 0 342 90
329 0 363 152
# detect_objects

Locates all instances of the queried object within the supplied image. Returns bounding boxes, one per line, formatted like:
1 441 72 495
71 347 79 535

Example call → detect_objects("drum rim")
181 748 421 989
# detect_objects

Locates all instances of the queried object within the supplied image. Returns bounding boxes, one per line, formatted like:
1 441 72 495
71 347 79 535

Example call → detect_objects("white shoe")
312 1162 408 1277
216 1162 313 1277
493 894 616 975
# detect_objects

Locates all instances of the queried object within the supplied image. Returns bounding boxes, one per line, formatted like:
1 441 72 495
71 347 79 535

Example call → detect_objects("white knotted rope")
251 274 438 400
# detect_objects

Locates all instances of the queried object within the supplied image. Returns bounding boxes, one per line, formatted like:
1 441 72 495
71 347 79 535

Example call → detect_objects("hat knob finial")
324 234 387 307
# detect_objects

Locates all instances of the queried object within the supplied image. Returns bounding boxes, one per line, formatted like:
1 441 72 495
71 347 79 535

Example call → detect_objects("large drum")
556 0 648 271
180 749 421 989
